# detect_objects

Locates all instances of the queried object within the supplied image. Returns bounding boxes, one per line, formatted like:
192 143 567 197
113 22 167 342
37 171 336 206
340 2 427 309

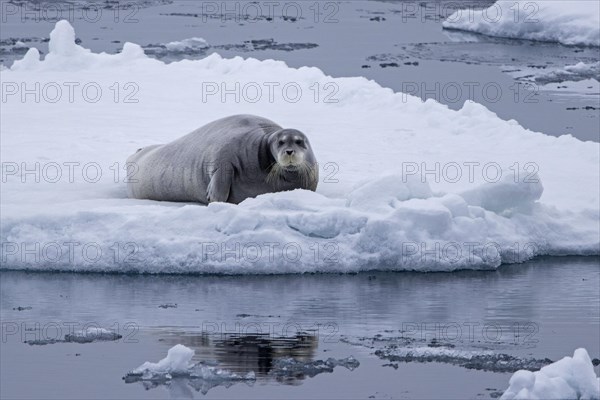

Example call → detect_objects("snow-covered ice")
443 1 600 47
507 61 600 84
535 62 600 84
124 344 255 394
1 20 599 274
500 348 600 400
130 344 196 377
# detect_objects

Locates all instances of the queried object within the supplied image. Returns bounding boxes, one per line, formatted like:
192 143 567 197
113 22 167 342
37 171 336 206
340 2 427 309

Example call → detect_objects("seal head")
266 129 318 190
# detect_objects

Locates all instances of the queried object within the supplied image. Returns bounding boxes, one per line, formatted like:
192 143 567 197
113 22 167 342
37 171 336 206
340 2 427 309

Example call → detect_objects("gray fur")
126 115 318 204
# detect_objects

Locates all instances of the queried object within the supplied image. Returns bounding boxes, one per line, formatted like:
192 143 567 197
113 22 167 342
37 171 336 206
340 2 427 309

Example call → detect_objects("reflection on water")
123 331 359 394
158 331 319 380
213 333 318 378
0 257 598 399
1 256 599 363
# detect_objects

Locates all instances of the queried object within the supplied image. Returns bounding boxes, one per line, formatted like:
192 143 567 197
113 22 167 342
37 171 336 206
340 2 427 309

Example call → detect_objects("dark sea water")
1 257 599 399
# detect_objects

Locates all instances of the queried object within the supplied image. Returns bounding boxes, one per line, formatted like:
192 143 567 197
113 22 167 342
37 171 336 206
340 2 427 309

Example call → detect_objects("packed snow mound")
1 21 599 274
500 348 600 400
443 1 600 46
131 344 196 376
11 20 149 71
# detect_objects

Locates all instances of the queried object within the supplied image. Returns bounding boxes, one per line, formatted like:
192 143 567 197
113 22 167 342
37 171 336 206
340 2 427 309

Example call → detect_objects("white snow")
1 20 598 274
132 344 195 376
443 1 600 47
501 348 600 400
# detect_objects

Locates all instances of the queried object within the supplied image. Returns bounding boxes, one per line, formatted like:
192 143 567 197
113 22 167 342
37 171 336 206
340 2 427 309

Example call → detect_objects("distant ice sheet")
443 1 600 47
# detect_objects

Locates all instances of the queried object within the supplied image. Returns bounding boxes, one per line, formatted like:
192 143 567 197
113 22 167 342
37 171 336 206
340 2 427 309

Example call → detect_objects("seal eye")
278 140 285 146
295 139 304 146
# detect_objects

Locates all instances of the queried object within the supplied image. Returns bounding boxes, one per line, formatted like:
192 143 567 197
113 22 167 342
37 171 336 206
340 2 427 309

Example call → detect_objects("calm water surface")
1 257 598 399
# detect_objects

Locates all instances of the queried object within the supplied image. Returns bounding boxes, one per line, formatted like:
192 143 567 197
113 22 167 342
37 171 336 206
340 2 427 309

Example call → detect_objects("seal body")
127 115 318 204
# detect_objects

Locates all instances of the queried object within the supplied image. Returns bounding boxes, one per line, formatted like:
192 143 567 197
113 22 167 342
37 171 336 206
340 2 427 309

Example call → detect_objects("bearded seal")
126 115 318 204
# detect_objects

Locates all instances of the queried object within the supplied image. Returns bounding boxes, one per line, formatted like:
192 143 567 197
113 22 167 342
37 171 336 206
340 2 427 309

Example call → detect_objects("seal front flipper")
206 165 233 203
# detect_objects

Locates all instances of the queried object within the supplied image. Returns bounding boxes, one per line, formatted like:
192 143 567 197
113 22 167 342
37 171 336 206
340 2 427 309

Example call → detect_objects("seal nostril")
286 150 294 155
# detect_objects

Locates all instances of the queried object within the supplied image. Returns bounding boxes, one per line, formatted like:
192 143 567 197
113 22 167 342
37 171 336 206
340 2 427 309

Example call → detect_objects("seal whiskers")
265 160 316 189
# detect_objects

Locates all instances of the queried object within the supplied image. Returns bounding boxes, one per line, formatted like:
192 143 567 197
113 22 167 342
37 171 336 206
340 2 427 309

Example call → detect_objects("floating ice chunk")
65 327 122 343
165 37 209 52
534 62 600 84
443 1 600 47
26 327 122 345
143 37 210 60
376 346 552 373
131 344 195 376
125 344 256 394
269 356 360 379
186 371 255 395
501 348 600 400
